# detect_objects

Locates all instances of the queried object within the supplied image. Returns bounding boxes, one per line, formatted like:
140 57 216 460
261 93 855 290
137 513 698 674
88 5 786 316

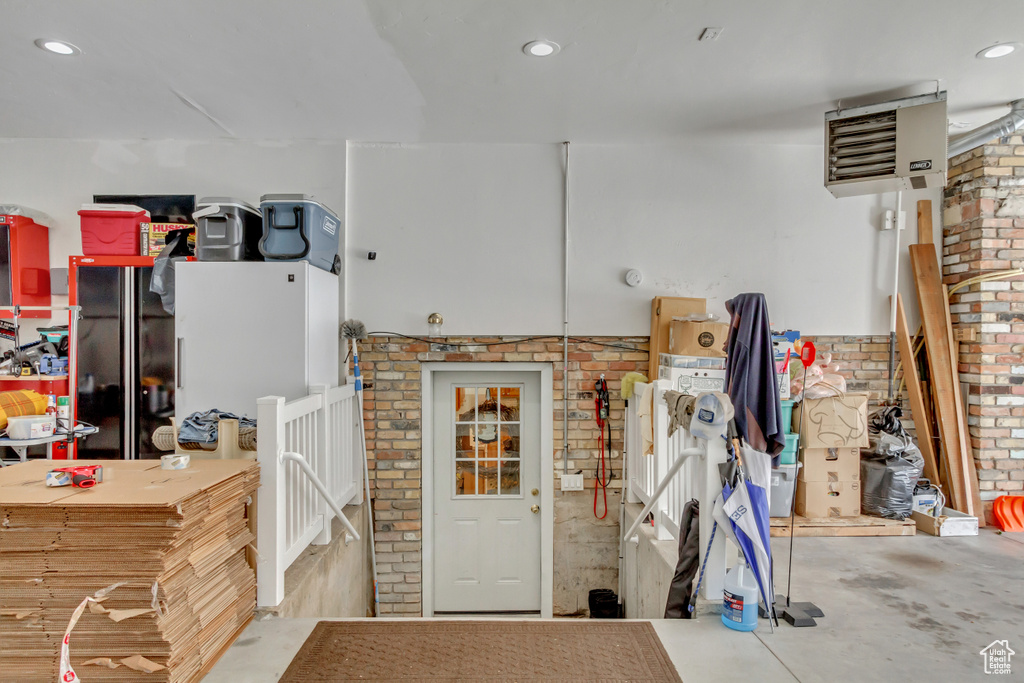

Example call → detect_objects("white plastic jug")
721 562 759 631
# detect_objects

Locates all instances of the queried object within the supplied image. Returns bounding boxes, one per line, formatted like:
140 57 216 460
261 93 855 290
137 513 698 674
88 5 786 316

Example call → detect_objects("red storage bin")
78 204 149 256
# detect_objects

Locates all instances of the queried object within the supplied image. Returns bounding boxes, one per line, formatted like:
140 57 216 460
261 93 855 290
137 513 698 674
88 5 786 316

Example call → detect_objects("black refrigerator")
72 258 175 459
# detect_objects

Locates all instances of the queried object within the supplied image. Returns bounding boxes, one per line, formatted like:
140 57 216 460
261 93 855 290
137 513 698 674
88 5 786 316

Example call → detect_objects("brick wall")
355 331 905 615
944 134 1024 521
356 335 648 616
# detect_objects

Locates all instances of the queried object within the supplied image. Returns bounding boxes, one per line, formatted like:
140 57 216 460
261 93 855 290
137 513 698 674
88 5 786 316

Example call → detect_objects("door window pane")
501 460 521 495
453 383 524 497
455 461 477 495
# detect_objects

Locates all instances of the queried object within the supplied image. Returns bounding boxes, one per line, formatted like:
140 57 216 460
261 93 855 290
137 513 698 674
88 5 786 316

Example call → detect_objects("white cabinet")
174 261 339 423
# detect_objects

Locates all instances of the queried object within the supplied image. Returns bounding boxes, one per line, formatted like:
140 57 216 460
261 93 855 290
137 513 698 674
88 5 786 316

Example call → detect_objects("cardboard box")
799 447 860 482
669 321 729 357
911 507 979 537
795 479 861 518
649 297 707 381
792 392 869 449
657 367 726 396
659 353 726 369
772 330 799 363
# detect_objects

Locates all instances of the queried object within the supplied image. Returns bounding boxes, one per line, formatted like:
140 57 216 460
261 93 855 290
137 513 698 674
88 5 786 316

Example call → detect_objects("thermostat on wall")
625 269 643 287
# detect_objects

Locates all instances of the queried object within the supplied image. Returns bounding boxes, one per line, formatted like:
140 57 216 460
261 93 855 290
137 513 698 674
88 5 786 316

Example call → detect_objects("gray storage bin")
193 197 264 262
769 463 801 517
258 194 341 274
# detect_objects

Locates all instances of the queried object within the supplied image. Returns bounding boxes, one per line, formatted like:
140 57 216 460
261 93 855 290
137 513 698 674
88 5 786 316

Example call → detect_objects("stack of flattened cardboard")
0 459 259 683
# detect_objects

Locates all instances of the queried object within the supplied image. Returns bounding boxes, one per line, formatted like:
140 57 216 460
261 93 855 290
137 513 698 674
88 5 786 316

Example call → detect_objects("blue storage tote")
258 194 341 274
779 433 799 465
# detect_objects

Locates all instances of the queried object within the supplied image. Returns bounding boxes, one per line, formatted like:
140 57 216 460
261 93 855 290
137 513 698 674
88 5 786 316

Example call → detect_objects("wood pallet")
769 514 916 537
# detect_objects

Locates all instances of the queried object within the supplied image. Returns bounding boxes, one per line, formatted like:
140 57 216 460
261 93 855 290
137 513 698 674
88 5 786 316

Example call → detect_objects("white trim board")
420 362 554 618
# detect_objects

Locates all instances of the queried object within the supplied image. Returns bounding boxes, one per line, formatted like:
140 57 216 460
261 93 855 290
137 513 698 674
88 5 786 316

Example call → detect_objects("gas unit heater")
825 92 947 198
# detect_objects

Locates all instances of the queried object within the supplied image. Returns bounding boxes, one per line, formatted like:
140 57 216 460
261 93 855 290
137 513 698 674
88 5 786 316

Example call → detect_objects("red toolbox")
0 210 51 318
78 204 150 256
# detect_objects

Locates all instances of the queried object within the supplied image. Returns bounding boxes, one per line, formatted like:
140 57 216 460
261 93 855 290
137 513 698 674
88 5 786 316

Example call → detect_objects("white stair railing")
624 379 734 601
256 383 362 607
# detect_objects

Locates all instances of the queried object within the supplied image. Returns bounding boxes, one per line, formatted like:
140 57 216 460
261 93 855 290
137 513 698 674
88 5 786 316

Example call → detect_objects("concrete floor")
206 529 1024 682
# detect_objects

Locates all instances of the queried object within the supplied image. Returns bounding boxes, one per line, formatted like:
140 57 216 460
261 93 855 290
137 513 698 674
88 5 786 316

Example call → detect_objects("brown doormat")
279 620 683 682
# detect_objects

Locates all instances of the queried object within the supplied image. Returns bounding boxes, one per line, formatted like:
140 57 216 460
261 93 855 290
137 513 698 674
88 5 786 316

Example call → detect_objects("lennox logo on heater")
909 159 933 171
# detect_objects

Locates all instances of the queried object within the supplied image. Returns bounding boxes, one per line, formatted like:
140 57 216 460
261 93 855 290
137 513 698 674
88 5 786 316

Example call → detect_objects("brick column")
944 134 1024 521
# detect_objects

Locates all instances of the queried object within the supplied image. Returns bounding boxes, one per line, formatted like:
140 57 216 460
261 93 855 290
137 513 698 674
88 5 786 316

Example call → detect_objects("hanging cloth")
664 499 701 619
724 293 786 457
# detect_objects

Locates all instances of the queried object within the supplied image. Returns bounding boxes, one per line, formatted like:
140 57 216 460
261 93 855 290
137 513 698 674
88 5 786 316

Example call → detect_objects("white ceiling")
2 0 1023 144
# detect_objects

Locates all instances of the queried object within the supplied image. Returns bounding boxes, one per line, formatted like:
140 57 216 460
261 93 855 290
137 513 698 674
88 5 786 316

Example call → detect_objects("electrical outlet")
560 473 584 491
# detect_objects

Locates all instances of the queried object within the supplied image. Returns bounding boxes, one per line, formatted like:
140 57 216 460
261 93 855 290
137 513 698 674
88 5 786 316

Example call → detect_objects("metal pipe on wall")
948 99 1024 159
562 141 570 475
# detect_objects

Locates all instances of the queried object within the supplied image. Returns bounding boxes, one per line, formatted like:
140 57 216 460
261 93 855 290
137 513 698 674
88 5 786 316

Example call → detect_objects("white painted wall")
347 142 937 336
346 143 565 336
0 138 936 336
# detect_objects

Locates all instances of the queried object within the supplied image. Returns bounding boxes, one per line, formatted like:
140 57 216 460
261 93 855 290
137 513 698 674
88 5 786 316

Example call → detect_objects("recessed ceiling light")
34 39 81 56
976 43 1018 59
523 40 560 57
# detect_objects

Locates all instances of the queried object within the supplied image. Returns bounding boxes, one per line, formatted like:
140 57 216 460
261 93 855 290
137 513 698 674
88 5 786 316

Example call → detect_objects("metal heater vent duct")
824 92 947 198
829 112 897 181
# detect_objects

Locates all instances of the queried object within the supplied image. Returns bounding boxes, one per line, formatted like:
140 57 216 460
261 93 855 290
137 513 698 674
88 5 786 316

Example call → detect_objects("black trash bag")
150 231 192 315
861 406 924 519
588 589 620 618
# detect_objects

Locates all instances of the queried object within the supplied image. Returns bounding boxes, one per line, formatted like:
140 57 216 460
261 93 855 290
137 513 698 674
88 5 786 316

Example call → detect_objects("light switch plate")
560 473 584 491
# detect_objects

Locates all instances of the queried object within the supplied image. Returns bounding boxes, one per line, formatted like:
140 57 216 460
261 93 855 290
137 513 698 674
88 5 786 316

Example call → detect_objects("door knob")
530 504 540 514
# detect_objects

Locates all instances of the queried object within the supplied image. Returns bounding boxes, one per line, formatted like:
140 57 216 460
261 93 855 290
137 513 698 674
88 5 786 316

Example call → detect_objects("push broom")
342 319 380 617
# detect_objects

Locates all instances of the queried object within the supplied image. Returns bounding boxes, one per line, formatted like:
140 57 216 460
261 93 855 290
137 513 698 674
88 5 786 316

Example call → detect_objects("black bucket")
588 589 621 618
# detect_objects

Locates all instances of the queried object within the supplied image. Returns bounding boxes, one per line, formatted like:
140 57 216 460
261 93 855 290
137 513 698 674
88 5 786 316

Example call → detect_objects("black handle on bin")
259 205 311 260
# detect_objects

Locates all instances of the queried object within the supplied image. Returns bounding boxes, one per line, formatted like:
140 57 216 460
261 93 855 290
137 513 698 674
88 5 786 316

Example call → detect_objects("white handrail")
622 446 703 542
623 378 736 602
256 384 363 608
281 451 360 543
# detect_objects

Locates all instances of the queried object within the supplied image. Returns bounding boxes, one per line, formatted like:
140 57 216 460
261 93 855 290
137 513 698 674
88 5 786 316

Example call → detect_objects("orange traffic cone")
993 496 1024 532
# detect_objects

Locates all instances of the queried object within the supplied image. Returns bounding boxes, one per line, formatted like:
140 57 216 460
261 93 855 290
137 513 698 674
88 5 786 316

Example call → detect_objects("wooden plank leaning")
942 283 984 524
909 244 972 515
894 294 940 486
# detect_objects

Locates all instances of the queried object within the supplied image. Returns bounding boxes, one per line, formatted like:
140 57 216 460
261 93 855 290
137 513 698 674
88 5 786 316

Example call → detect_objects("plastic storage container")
78 204 150 256
780 400 795 432
193 197 264 262
779 433 799 465
258 194 341 274
721 563 759 631
6 415 56 440
769 462 802 517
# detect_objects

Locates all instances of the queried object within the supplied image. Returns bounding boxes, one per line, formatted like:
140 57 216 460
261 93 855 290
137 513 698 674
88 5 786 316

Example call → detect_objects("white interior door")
433 371 542 613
